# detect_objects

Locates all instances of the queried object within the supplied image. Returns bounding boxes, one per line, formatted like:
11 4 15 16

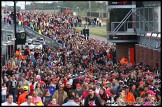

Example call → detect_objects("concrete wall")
158 6 161 32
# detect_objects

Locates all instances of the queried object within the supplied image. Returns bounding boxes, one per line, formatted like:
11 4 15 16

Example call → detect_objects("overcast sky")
2 1 105 9
1 1 54 9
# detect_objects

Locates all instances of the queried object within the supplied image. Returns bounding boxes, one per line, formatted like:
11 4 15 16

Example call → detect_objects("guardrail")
24 26 61 50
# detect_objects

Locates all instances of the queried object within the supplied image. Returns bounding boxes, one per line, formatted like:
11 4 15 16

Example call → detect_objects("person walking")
42 89 52 106
16 84 24 101
1 94 18 106
33 91 43 104
84 87 103 106
4 16 6 23
74 83 83 97
20 94 35 106
99 88 108 105
62 90 80 106
18 86 29 106
124 85 135 106
96 17 99 26
53 83 67 105
47 98 60 106
1 83 7 103
11 76 17 103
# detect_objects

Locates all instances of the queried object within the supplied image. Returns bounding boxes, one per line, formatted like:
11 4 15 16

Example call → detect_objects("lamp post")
14 1 17 51
99 8 101 18
89 1 91 18
76 7 79 16
5 1 7 14
54 4 55 14
11 38 16 58
57 6 60 14
14 1 16 42
25 1 26 13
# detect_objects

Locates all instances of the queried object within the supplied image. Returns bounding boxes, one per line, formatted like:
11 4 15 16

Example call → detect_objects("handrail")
136 10 154 31
110 9 155 35
110 21 155 34
112 9 133 34
24 26 61 50
113 10 133 35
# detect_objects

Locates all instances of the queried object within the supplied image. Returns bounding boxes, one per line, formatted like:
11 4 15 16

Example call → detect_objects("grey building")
106 1 161 70
1 13 15 66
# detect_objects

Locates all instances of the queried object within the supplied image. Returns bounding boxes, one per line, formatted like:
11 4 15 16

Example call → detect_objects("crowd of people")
85 17 102 27
1 10 161 106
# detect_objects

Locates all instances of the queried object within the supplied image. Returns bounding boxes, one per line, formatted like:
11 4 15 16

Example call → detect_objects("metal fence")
24 26 61 50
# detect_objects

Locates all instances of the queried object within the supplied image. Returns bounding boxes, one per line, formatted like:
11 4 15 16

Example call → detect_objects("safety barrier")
24 26 61 50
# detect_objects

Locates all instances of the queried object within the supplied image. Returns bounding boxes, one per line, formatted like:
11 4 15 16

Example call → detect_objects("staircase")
109 8 154 36
111 9 133 36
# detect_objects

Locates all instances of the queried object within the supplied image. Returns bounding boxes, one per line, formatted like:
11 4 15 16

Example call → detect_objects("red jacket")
81 90 89 100
107 54 113 59
18 91 29 106
30 84 34 95
18 91 34 106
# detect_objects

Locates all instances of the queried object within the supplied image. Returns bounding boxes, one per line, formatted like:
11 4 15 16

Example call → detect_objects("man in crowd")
74 83 83 97
1 94 18 106
62 90 80 106
20 94 35 106
53 83 67 105
84 87 103 106
18 86 29 106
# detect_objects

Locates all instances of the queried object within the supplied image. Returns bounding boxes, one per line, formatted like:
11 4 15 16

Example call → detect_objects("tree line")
26 1 107 11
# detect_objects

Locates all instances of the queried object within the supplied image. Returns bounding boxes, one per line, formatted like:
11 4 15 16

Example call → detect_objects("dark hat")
144 84 149 88
154 82 159 85
124 85 129 89
119 81 124 85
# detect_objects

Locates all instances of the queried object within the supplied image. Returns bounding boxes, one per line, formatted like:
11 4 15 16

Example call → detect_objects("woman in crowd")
48 98 60 106
1 83 7 103
42 89 52 106
35 83 44 98
33 91 43 105
99 88 108 105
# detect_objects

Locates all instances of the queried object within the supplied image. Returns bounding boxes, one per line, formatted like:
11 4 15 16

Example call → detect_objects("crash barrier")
24 26 61 50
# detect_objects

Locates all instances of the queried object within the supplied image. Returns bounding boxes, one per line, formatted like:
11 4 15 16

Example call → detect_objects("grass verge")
75 27 107 37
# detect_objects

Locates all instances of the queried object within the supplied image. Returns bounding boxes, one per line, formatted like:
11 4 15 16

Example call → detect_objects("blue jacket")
45 86 56 96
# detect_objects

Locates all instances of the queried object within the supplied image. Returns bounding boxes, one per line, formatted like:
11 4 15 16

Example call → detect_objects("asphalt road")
2 13 109 46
